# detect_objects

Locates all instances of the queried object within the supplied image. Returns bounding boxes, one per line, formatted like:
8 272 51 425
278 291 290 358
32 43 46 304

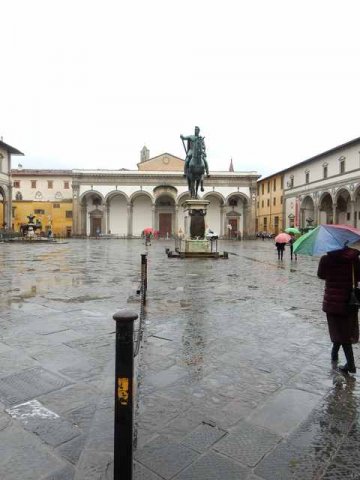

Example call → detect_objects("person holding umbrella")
293 224 360 375
274 232 291 260
318 246 360 374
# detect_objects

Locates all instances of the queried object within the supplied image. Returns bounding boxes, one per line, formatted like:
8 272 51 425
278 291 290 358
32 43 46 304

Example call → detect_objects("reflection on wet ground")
0 238 359 479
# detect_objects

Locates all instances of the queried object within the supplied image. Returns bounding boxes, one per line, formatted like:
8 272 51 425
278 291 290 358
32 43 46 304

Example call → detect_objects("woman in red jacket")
317 247 360 374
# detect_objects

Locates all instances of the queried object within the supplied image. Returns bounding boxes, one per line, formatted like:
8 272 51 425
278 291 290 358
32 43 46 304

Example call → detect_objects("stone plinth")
181 239 210 253
183 199 210 240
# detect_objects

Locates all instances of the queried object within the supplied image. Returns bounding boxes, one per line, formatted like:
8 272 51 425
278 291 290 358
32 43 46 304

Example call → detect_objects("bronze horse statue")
181 126 209 199
187 137 206 198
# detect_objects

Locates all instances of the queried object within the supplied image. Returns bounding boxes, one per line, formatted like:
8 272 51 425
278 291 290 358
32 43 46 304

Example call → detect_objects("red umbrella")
274 232 291 243
143 227 154 235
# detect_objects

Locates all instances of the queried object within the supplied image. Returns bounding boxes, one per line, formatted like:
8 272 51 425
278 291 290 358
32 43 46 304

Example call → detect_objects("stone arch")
205 193 224 236
105 190 130 204
106 191 130 236
132 192 153 236
155 193 176 237
80 190 105 206
224 192 249 239
319 192 333 225
79 191 105 236
177 191 192 206
203 191 226 205
335 188 351 225
130 190 154 204
300 195 315 228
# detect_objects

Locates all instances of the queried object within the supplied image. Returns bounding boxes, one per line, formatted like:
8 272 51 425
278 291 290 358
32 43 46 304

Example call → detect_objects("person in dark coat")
317 247 360 374
275 242 285 260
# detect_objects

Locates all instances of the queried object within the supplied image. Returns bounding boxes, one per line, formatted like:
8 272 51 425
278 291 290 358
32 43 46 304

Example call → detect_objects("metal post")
113 309 138 480
141 252 147 304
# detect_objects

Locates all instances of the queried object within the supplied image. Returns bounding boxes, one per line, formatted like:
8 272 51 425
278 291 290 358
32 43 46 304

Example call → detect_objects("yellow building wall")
256 174 285 234
12 200 73 236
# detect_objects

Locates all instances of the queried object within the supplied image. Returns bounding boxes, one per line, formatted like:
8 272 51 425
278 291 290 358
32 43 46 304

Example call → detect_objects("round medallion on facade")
162 156 170 165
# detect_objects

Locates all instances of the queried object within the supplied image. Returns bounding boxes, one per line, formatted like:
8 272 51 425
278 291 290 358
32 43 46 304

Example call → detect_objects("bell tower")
140 145 150 163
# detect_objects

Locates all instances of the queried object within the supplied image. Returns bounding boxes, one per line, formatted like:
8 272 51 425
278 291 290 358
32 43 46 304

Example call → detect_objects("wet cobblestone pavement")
1 239 360 479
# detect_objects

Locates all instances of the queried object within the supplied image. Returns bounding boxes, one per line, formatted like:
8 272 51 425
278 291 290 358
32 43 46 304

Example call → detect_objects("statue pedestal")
166 199 228 259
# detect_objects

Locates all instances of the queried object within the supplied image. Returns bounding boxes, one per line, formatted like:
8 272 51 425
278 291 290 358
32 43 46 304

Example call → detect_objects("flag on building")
229 158 234 172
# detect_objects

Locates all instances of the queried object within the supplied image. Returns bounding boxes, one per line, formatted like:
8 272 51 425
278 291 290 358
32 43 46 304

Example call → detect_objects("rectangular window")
53 203 60 208
34 209 45 214
13 180 20 188
340 159 345 174
267 199 270 207
31 180 37 188
281 177 284 189
64 181 70 189
305 172 310 184
267 182 270 193
273 179 276 191
48 180 53 189
262 184 264 195
323 166 328 179
347 212 351 221
264 217 267 229
280 196 283 204
289 177 294 188
261 200 264 208
257 184 260 195
273 197 276 206
65 210 73 218
274 216 279 226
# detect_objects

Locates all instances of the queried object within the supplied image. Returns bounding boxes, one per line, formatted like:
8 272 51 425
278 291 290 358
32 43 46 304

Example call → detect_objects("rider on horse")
181 126 209 190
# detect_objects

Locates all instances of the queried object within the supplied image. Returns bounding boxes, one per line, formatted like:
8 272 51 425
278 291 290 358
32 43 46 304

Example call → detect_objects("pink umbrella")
275 232 292 243
143 227 154 235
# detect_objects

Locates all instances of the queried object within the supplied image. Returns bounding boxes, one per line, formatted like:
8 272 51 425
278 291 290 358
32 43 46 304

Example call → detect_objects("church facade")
72 148 260 238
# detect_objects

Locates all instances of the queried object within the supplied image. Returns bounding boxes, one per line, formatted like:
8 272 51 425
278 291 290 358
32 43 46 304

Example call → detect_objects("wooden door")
91 217 102 236
229 218 237 238
159 213 172 237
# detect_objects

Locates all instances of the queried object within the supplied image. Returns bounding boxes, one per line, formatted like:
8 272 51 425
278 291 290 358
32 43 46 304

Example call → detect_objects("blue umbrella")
293 224 360 256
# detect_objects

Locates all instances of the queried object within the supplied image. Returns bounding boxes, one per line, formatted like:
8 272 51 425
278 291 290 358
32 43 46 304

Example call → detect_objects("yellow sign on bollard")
117 377 129 405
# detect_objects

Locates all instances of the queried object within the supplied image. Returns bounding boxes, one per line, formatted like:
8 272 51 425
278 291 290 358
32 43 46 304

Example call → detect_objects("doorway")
229 218 238 238
91 217 102 236
159 213 172 237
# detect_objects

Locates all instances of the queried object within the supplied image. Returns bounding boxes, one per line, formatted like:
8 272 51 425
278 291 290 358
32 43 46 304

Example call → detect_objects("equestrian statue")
180 126 209 198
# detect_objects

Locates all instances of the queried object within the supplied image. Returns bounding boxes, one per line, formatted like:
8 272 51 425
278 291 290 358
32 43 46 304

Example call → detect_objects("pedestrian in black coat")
317 247 360 374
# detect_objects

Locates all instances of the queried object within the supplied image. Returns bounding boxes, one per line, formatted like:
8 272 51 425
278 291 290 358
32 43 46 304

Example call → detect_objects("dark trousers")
331 342 356 370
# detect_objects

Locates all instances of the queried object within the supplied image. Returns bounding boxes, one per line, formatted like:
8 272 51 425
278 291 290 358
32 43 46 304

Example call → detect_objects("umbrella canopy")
293 224 360 256
143 227 154 235
274 232 292 243
285 227 301 235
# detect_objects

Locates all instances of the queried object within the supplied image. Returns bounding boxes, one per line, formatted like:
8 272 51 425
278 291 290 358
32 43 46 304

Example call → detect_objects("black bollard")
113 309 138 480
141 252 147 304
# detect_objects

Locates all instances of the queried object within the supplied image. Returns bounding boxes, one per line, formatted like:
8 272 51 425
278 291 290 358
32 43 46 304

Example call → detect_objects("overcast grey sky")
2 0 360 177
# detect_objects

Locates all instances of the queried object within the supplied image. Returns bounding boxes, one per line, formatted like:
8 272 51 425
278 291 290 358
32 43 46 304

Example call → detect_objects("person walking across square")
317 247 360 375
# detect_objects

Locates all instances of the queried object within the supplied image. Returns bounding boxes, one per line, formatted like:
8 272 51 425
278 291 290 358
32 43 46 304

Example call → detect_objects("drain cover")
0 367 70 406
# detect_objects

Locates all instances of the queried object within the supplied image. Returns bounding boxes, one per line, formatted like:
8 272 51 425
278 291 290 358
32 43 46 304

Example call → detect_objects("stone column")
6 184 12 230
350 200 356 227
81 205 87 236
246 189 257 238
107 203 111 233
174 206 179 235
152 205 156 230
72 185 80 235
332 204 337 225
127 203 133 237
102 205 107 234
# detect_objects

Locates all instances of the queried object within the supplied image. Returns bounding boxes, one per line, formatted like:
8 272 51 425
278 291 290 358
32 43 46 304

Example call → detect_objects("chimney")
229 158 234 172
